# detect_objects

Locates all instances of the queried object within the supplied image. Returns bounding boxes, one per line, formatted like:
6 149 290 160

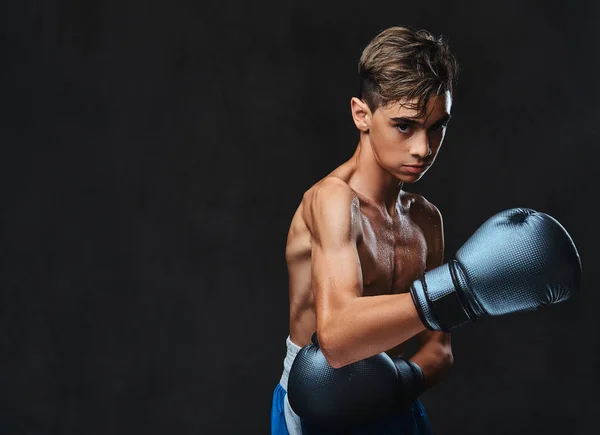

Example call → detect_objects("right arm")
307 179 426 368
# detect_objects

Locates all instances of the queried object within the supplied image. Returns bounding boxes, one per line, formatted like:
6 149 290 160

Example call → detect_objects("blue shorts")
271 383 434 435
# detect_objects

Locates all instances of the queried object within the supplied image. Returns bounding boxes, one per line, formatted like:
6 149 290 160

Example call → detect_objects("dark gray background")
1 0 598 434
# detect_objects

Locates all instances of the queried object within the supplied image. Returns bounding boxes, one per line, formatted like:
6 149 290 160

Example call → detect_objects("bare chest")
357 211 428 296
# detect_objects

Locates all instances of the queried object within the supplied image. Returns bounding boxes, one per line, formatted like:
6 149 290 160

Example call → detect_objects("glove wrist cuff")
393 357 425 406
410 262 477 331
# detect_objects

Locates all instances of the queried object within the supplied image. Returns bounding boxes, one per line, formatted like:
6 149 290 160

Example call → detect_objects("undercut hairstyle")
358 26 459 115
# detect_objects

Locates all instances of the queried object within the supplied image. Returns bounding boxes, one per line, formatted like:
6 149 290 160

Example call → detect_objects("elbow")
324 356 346 370
321 349 347 369
316 327 350 369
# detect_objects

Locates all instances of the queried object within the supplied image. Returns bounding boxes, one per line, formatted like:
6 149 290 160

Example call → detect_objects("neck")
347 135 403 213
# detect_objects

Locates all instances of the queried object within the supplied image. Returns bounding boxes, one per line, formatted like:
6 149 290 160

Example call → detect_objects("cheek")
429 132 446 152
372 136 408 170
372 126 400 152
371 133 399 163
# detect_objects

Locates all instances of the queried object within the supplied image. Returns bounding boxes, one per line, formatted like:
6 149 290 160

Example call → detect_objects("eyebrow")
391 113 452 127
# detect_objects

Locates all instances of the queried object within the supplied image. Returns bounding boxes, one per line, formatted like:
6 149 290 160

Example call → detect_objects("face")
354 91 452 183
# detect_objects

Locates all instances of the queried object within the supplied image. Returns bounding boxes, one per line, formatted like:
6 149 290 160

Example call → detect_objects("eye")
396 123 411 133
431 123 448 132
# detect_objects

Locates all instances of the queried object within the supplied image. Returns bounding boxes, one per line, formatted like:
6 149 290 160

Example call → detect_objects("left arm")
403 197 454 389
408 330 453 389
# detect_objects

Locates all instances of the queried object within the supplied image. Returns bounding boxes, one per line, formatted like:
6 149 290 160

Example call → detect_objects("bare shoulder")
301 176 360 239
304 176 357 204
405 192 443 225
405 192 444 266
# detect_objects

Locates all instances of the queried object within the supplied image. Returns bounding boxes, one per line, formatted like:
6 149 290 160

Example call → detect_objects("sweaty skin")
285 92 454 387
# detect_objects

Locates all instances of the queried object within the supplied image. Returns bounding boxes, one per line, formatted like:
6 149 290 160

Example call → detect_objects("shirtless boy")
271 26 580 435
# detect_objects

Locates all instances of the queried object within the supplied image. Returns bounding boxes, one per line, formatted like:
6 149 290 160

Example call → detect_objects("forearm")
409 339 453 389
319 293 426 368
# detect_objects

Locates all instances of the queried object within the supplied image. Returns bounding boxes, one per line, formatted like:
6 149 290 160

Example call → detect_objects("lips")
403 164 428 174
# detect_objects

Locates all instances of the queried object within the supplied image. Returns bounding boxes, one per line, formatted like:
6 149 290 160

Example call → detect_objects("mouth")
403 164 429 174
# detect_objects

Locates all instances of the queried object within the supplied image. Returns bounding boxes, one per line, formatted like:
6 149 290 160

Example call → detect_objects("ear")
350 97 371 132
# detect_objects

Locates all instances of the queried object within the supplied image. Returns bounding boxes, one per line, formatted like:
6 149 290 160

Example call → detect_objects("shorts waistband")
279 336 302 391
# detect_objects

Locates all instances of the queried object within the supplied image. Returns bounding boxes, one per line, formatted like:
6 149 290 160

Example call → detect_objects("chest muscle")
357 213 427 296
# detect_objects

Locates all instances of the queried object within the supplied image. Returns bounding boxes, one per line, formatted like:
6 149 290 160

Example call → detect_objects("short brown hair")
358 26 459 115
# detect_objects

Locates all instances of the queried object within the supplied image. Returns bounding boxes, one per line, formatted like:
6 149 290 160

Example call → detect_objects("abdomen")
286 210 316 347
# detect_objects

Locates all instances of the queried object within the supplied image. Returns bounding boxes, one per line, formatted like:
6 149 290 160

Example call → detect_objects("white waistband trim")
279 336 302 391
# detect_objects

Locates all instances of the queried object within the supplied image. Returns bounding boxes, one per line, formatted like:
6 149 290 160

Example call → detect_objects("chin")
393 171 425 183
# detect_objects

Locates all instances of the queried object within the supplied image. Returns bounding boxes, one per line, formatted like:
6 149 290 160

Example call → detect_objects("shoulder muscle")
304 177 361 248
409 194 444 268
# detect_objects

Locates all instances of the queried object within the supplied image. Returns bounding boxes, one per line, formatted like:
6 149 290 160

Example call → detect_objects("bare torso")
286 162 441 356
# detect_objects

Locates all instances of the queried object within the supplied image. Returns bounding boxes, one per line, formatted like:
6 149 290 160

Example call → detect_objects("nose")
410 132 431 159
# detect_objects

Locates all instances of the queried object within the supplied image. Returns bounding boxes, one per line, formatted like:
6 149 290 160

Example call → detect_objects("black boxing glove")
391 356 424 408
287 333 425 427
410 208 582 331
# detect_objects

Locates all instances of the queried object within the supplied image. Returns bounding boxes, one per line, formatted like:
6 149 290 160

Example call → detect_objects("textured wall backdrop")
1 1 598 434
